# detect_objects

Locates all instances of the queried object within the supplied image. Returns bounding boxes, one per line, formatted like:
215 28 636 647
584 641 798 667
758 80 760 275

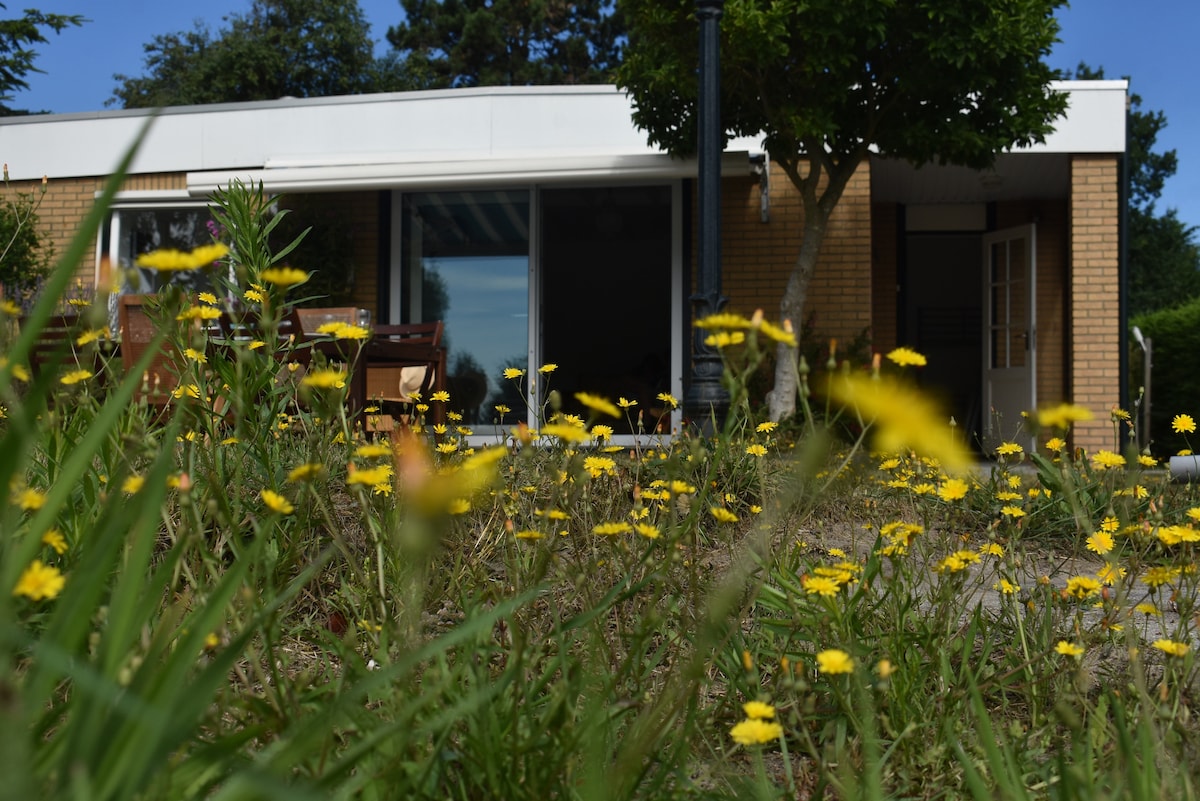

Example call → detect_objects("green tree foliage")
1131 297 1200 454
1072 64 1200 316
386 0 623 88
110 0 409 108
0 185 55 304
618 0 1068 421
0 4 83 115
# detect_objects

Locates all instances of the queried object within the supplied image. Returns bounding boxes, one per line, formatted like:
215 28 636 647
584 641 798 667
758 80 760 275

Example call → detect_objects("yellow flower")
355 443 393 459
538 363 558 374
135 242 229 271
42 529 68 554
1045 437 1066 452
539 423 592 443
618 397 638 408
18 487 46 510
709 507 739 523
743 701 775 720
60 369 93 385
1 298 19 316
1037 403 1094 429
656 392 679 409
260 489 294 515
756 319 796 346
634 522 660 539
1055 641 1085 657
582 455 617 478
746 443 768 457
515 529 543 540
177 306 222 321
1064 575 1101 600
198 292 218 305
995 442 1023 456
346 464 394 487
503 367 525 380
1097 563 1126 585
886 346 927 367
183 347 207 363
1172 414 1196 434
802 575 840 597
729 718 783 746
243 289 265 303
575 392 620 418
979 542 1004 557
75 328 108 346
287 463 323 483
705 330 746 348
593 521 632 536
1141 565 1181 588
994 578 1020 594
301 369 347 389
1000 505 1025 518
13 560 65 601
937 478 969 501
1086 531 1114 555
1152 639 1189 657
816 649 855 675
829 373 971 473
260 267 309 287
1091 450 1125 470
172 383 201 400
695 312 753 330
122 475 145 495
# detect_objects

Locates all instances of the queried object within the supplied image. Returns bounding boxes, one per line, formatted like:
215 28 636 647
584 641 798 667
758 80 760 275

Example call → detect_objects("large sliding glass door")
400 190 531 426
395 184 677 437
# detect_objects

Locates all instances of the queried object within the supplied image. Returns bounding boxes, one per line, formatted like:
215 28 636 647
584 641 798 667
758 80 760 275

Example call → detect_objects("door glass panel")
401 190 530 425
118 207 218 294
541 186 672 434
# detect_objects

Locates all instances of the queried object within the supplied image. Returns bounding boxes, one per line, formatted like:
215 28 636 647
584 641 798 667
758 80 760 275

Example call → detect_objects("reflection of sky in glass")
426 255 528 399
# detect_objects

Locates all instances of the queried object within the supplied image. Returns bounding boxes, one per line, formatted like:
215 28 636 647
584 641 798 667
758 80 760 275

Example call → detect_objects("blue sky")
12 1 1200 230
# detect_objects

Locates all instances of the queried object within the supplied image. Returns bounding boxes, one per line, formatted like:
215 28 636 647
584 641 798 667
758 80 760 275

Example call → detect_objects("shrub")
1132 296 1200 455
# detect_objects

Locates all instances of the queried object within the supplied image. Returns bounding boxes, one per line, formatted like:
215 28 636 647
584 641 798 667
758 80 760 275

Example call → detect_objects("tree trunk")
765 153 862 422
766 209 829 421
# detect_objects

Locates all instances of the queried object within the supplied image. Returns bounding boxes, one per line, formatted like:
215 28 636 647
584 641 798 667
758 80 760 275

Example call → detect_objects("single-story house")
0 81 1127 451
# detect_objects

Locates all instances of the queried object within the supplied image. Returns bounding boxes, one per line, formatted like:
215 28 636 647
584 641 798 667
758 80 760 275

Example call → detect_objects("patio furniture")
22 313 84 380
363 322 447 431
118 294 184 408
295 306 361 333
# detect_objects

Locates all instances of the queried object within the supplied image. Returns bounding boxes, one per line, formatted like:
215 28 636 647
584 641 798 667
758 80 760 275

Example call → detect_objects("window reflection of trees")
124 209 218 295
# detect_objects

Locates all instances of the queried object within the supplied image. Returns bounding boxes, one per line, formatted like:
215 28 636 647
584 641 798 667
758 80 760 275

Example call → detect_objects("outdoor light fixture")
685 0 730 431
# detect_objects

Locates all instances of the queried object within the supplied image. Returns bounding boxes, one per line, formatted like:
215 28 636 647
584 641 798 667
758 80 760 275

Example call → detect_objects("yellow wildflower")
259 267 309 287
816 649 855 675
886 346 927 367
135 242 229 271
13 560 65 601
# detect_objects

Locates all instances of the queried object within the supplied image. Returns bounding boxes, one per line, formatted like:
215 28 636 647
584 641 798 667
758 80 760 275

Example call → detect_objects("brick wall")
720 160 873 344
1068 155 1121 453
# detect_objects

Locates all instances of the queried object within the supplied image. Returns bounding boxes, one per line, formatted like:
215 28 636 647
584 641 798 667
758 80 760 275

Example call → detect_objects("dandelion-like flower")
13 560 65 601
301 369 347 389
886 347 927 367
593 521 632 536
1152 639 1189 657
60 369 93 385
656 392 679 409
995 442 1023 456
503 367 525 380
575 392 620 418
287 463 323 483
1173 414 1196 434
260 267 309 287
136 242 229 272
260 489 294 515
729 718 783 746
709 507 739 523
1063 575 1101 600
1055 641 1085 657
816 649 855 675
746 443 768 457
1086 531 1114 555
1090 450 1126 470
1037 403 1093 429
42 530 68 555
938 478 969 501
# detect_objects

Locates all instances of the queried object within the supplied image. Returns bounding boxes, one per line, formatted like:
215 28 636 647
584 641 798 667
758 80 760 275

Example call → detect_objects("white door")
982 225 1036 451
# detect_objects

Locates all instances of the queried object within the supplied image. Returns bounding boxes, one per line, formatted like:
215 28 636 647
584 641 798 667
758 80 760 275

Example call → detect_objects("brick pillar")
1068 155 1121 453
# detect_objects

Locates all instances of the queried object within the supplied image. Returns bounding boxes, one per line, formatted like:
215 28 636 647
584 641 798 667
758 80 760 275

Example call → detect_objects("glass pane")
119 207 218 294
541 186 673 434
403 190 530 425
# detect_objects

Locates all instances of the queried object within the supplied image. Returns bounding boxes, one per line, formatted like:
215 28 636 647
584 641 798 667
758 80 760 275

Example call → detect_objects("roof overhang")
186 151 751 195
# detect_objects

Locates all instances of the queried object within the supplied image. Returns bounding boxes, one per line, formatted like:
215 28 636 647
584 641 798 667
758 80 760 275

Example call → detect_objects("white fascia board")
187 152 751 195
1029 80 1128 154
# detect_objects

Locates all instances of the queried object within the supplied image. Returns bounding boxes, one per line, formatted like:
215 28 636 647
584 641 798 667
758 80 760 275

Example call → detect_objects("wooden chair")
118 294 184 407
22 313 84 381
364 321 447 431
